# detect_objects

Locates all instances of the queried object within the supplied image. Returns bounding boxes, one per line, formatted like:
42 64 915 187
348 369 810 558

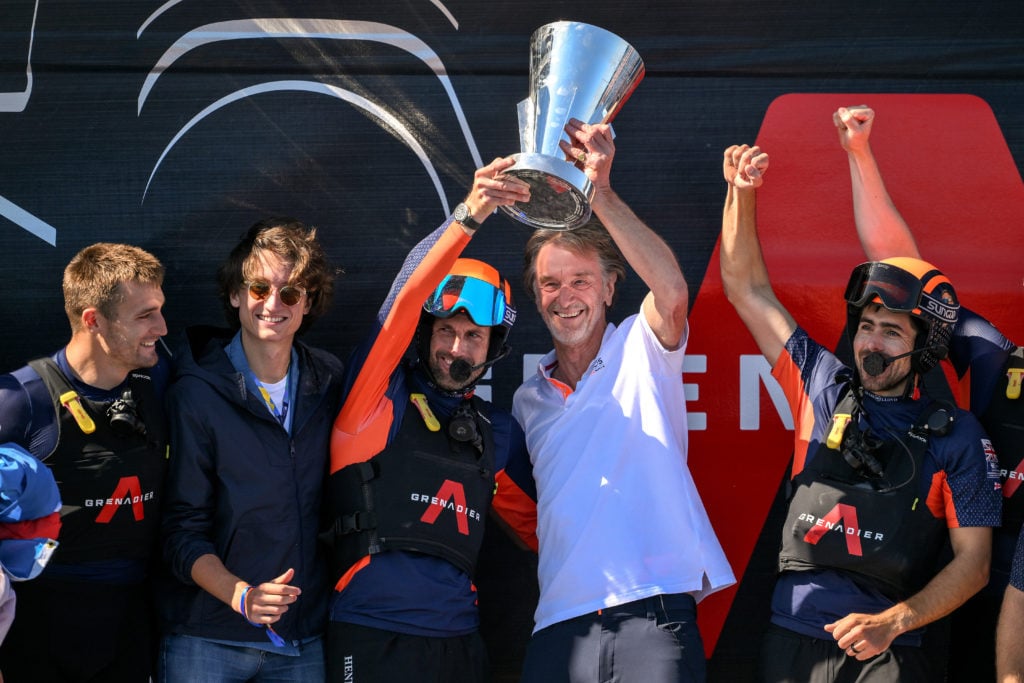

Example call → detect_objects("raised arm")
561 118 688 349
719 144 796 367
834 106 921 260
333 157 528 441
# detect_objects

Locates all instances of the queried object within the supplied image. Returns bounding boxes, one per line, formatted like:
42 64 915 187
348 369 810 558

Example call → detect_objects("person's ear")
82 308 101 332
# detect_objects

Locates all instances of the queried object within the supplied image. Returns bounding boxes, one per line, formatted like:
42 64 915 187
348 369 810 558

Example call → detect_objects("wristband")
239 584 287 647
239 585 260 626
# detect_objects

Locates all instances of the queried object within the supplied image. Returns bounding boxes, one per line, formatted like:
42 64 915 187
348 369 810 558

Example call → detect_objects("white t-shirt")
513 313 734 632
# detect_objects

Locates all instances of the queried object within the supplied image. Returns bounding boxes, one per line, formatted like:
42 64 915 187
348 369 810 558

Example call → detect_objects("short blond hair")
63 243 164 332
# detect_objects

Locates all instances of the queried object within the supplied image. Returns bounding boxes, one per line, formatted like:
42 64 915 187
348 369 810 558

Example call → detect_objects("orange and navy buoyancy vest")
324 394 496 579
28 358 167 565
779 388 953 599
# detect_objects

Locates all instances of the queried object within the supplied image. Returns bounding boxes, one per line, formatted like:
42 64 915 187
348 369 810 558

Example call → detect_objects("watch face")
455 203 476 227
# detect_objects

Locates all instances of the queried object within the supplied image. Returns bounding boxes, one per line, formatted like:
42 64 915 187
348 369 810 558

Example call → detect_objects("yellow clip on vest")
410 393 441 432
59 390 96 434
826 413 851 450
1007 368 1023 400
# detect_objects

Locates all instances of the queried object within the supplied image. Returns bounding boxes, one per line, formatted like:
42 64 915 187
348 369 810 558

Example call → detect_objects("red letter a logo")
95 476 144 523
419 480 470 535
802 503 863 556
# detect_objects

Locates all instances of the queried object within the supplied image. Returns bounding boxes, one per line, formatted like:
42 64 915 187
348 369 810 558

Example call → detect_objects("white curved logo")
137 14 483 213
1 0 57 245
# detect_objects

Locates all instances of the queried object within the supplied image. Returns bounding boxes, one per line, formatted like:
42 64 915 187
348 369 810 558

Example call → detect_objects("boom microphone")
448 359 480 384
448 345 512 385
861 344 948 377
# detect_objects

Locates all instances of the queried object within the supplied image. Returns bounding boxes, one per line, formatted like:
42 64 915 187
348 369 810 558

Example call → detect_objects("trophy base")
498 153 594 231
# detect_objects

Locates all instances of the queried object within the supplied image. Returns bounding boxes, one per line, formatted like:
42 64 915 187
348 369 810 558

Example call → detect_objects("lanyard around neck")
254 375 289 426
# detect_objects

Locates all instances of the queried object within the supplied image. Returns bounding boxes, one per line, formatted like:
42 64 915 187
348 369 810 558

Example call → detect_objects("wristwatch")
453 203 482 230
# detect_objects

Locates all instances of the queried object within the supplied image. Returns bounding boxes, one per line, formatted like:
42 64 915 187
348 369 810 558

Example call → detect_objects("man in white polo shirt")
512 117 735 682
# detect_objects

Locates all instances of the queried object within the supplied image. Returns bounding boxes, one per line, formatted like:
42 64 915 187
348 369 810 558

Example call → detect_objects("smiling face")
94 280 167 373
229 250 309 349
533 242 614 350
852 303 917 396
427 312 492 391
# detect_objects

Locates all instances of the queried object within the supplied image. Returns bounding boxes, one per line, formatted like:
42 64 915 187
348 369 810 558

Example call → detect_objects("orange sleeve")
330 222 471 472
491 469 539 552
772 347 817 477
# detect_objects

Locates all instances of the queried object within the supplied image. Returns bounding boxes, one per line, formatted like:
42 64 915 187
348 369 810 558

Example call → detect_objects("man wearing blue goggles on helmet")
420 260 517 389
323 158 538 683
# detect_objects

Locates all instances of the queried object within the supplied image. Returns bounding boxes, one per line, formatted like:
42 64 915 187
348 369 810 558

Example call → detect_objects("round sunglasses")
244 280 306 307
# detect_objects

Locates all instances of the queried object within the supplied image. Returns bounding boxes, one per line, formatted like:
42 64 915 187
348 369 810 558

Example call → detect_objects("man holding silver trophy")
507 23 734 682
512 112 734 681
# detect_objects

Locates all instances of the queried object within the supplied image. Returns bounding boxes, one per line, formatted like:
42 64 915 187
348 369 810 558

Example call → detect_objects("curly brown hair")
216 218 338 335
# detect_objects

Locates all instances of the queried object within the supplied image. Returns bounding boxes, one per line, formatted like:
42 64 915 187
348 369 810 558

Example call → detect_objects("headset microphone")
448 345 512 385
862 344 948 377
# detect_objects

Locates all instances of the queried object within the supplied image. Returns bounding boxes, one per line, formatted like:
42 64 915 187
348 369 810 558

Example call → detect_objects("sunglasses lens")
246 281 305 306
279 287 303 306
248 282 271 300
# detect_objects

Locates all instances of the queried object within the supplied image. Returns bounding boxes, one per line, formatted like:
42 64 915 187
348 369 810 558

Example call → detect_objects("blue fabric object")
0 442 61 580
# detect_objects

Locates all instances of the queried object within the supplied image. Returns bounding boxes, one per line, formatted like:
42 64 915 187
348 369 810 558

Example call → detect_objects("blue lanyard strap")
255 380 289 425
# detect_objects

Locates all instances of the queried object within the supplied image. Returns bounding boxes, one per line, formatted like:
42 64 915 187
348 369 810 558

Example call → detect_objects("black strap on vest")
23 357 166 564
779 384 953 598
322 394 496 579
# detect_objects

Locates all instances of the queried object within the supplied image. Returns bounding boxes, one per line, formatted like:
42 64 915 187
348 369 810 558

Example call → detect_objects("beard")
542 308 601 348
428 354 484 392
857 360 912 395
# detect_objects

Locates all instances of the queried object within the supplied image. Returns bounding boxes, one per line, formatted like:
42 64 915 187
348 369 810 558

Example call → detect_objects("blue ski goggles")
423 274 516 328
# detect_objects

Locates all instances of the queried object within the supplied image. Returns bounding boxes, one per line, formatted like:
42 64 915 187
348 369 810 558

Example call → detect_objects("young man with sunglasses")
0 242 170 682
833 104 1023 682
322 157 537 683
159 219 344 681
720 142 1001 682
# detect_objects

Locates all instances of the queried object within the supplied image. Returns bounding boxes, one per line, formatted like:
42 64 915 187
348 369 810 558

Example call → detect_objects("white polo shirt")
513 313 734 633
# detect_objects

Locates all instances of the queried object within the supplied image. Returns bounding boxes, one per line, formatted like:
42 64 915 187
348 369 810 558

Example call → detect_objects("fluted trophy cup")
500 21 645 230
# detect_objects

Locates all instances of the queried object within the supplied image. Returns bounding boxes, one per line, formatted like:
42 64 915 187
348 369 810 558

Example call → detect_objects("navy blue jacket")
160 326 344 644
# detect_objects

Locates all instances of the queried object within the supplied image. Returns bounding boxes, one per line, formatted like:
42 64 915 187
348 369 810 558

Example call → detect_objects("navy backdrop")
1 2 1022 680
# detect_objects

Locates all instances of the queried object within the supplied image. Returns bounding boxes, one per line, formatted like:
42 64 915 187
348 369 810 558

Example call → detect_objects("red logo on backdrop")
802 503 864 556
94 476 145 523
419 480 470 534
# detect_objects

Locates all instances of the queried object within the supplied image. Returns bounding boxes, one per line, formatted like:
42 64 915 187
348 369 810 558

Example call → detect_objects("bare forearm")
592 187 688 346
191 553 247 611
881 541 989 638
720 184 771 299
998 586 1024 682
847 145 920 260
592 188 687 306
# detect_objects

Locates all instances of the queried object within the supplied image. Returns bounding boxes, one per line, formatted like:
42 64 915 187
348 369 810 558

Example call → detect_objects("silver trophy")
500 22 645 230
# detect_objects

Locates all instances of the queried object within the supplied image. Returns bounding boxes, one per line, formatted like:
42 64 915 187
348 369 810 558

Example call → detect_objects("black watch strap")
453 203 482 230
